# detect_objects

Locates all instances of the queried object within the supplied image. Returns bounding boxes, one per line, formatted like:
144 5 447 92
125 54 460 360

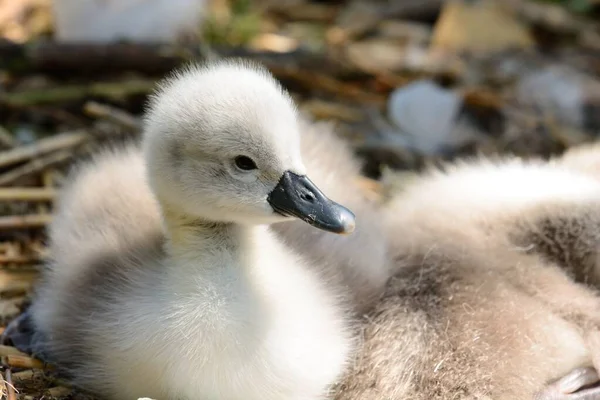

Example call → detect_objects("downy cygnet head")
143 60 355 234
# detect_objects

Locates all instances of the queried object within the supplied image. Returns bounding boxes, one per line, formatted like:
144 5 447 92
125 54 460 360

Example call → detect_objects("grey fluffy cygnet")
29 60 359 400
334 147 600 400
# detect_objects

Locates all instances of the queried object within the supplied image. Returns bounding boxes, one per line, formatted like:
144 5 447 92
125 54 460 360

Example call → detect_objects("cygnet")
29 59 355 400
335 150 600 400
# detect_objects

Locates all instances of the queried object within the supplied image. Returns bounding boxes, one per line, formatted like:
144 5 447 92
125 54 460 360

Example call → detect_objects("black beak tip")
333 206 356 235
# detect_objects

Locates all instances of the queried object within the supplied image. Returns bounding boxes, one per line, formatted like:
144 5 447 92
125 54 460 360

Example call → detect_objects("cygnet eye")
234 155 258 171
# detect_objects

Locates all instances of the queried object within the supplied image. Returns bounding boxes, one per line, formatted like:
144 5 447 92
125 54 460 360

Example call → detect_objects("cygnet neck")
160 205 258 263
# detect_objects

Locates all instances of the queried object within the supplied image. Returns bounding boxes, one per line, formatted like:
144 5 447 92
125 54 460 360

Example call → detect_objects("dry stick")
1 80 156 107
0 355 18 400
269 66 386 106
300 99 363 122
5 355 45 369
11 370 34 382
0 345 27 358
0 41 356 78
4 369 16 400
0 151 73 186
0 346 48 370
84 101 142 132
0 188 56 201
0 254 42 264
46 386 71 397
0 270 38 294
0 214 52 230
13 369 66 387
0 371 7 400
0 130 89 169
0 127 15 149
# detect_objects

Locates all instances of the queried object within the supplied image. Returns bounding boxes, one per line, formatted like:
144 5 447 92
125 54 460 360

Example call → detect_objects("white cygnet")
29 59 354 400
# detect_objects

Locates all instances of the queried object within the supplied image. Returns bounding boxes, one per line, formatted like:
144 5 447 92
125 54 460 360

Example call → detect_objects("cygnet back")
32 144 162 339
335 154 600 400
557 141 600 178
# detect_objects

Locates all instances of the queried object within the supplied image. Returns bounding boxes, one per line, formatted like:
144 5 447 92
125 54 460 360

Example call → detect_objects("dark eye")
234 155 258 171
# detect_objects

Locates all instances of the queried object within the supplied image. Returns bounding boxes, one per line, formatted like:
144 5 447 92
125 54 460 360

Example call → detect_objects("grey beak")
267 171 356 235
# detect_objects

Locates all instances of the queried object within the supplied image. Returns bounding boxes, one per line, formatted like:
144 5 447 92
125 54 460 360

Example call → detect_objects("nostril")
300 192 316 202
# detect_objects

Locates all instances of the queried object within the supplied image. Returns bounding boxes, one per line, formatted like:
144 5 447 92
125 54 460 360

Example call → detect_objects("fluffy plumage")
335 149 600 400
30 60 356 400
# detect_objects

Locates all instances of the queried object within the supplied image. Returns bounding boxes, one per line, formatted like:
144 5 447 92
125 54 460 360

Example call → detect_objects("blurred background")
1 0 600 397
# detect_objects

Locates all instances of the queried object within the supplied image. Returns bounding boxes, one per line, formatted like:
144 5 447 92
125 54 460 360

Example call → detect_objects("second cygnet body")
29 60 355 400
335 148 600 400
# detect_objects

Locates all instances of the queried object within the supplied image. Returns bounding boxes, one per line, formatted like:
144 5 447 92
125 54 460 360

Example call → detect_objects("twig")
0 214 52 230
0 130 88 169
0 188 56 201
271 68 385 106
300 100 363 122
0 345 27 358
0 371 6 400
0 151 73 186
11 370 35 382
5 355 46 369
0 127 15 149
0 254 43 264
0 40 356 78
1 80 156 107
13 369 65 386
4 369 16 400
0 270 38 293
84 101 142 132
46 386 71 397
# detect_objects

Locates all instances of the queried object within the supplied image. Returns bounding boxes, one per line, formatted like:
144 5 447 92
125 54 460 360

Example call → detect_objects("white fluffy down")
31 60 354 400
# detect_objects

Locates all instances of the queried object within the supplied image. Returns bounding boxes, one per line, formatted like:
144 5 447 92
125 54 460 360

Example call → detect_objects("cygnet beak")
267 171 356 235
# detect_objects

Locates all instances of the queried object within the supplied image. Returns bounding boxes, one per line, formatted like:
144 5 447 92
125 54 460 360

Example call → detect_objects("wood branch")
0 130 88 169
0 255 42 265
3 370 16 400
0 188 55 201
1 80 156 107
0 270 38 292
0 371 7 400
0 345 27 358
273 68 385 105
0 127 15 150
0 40 188 75
0 151 73 186
300 99 363 122
0 40 358 79
4 354 45 369
11 370 36 382
45 386 71 398
0 214 52 230
84 101 142 132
